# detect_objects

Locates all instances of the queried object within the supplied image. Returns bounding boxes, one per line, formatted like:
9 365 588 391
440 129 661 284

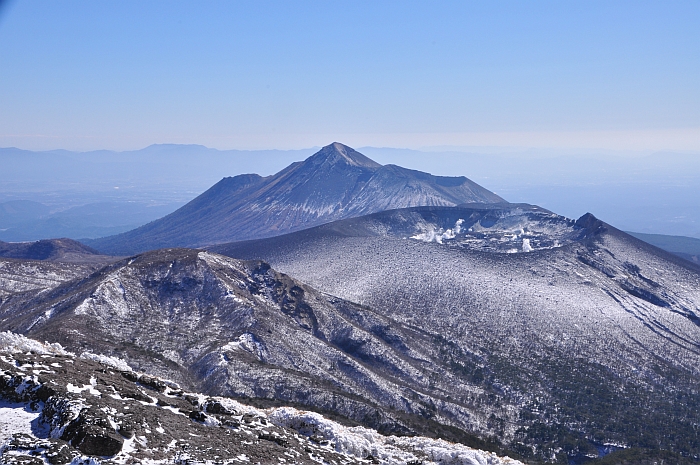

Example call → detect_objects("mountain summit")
88 143 504 254
307 141 382 168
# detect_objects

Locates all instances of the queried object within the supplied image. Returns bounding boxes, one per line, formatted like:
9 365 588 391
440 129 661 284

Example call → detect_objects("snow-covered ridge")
0 331 71 356
0 332 522 465
270 408 521 465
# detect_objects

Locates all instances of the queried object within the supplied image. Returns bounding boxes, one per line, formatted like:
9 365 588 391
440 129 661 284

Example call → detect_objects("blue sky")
0 1 698 151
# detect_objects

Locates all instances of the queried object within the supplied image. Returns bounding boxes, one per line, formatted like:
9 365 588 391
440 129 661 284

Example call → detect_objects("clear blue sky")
0 1 698 151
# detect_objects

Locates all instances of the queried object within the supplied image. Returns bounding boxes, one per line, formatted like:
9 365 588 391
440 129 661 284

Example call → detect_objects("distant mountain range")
627 231 700 264
0 199 184 242
4 143 700 241
86 143 504 255
0 238 108 262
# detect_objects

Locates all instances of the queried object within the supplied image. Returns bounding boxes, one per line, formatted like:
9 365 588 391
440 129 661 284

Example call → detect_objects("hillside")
0 248 522 455
0 238 110 263
0 332 522 465
211 204 700 462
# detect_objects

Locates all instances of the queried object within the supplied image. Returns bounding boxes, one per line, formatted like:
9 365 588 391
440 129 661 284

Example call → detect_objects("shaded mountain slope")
0 238 110 263
0 248 525 456
211 204 700 462
87 143 503 255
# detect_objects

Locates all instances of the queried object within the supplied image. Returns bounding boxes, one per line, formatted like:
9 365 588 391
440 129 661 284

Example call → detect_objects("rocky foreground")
0 332 522 465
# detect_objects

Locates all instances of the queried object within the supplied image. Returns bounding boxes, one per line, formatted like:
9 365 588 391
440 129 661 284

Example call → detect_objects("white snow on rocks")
268 407 521 465
0 331 71 356
1 332 522 465
79 351 133 372
0 331 134 375
66 377 101 397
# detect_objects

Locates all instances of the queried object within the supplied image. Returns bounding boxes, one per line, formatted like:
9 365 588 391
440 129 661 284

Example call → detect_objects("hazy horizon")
1 143 699 242
3 141 700 157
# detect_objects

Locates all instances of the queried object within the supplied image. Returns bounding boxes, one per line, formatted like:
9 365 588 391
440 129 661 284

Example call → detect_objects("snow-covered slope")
0 332 522 465
212 205 700 463
0 257 105 299
0 248 522 455
87 143 504 255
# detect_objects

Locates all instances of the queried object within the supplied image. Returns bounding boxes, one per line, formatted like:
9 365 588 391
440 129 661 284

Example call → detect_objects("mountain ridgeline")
86 143 503 255
0 238 110 263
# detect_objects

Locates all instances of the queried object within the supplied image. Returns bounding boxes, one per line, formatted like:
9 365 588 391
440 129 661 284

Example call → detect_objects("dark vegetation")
591 447 699 465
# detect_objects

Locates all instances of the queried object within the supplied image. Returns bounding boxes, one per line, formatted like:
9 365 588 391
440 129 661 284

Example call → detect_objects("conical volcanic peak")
306 142 382 169
87 143 504 254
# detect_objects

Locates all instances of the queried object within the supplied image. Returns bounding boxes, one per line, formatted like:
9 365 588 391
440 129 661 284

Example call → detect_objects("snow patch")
69 457 101 465
80 351 133 372
66 380 101 397
0 401 44 442
221 333 268 361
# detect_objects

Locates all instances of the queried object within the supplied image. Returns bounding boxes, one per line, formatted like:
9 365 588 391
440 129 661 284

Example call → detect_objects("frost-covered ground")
216 208 700 379
213 206 700 462
0 249 519 455
0 332 522 465
0 258 98 296
0 401 45 443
